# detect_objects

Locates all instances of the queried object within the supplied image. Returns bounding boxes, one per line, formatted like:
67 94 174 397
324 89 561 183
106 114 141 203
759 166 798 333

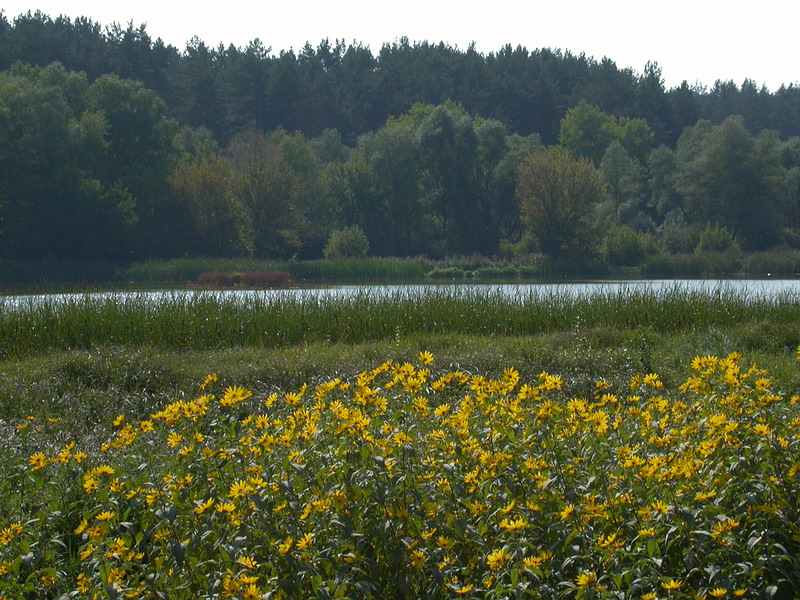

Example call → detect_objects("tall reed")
2 286 800 359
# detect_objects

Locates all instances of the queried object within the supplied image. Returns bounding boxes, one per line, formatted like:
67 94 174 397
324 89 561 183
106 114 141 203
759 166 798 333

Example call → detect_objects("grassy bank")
3 249 800 289
3 325 800 437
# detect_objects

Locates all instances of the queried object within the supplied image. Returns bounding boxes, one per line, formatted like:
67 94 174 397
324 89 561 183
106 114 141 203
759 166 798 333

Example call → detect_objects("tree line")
2 11 800 146
0 11 799 265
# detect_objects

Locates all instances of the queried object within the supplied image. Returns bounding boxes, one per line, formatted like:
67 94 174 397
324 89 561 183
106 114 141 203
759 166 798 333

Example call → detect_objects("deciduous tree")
517 148 606 259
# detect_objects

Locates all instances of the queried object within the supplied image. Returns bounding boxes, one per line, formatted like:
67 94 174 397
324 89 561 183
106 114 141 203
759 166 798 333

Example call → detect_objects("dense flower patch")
1 351 799 599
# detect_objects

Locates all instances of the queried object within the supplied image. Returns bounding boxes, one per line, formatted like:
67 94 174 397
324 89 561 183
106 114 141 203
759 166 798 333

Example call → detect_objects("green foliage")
602 226 658 266
228 131 305 258
642 252 744 278
598 141 645 227
517 148 606 259
124 257 282 283
744 250 800 276
559 100 654 165
695 223 740 254
323 225 370 259
169 149 251 256
675 116 788 250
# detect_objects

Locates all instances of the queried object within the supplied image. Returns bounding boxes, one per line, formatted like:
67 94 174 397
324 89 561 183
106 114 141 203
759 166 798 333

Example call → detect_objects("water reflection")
2 279 800 309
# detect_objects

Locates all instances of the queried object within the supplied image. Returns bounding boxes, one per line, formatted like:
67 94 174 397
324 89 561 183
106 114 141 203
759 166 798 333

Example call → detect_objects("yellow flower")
277 536 293 555
221 385 253 407
559 503 575 519
709 588 728 598
486 547 510 571
695 490 717 501
522 551 552 569
499 515 529 532
410 549 425 569
216 501 236 514
576 571 597 588
194 498 215 516
200 373 218 390
753 424 772 437
74 519 88 535
500 500 516 514
661 578 682 590
418 351 434 365
79 544 95 561
28 452 47 471
240 583 262 600
296 533 314 550
0 524 22 544
166 431 183 448
237 556 258 570
650 500 670 514
228 480 255 500
450 583 474 594
94 511 115 521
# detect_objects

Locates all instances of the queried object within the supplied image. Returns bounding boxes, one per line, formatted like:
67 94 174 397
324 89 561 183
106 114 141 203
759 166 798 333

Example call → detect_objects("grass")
2 286 800 360
3 249 800 289
2 325 799 440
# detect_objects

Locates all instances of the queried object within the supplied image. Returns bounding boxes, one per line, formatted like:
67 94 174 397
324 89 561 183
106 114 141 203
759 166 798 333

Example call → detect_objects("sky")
2 0 798 91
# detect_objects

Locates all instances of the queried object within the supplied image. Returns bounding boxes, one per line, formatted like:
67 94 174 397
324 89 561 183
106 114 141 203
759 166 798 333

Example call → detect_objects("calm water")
2 279 800 309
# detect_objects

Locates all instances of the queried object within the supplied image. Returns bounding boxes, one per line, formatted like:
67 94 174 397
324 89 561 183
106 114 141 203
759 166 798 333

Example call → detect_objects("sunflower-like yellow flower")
296 533 314 551
277 536 293 555
237 556 258 570
499 515 529 532
28 452 47 471
410 549 425 569
418 351 434 365
486 547 510 571
576 571 597 588
194 498 215 516
661 578 682 590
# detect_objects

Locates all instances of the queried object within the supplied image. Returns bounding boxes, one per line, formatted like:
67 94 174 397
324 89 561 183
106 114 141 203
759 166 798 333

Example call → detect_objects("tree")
599 141 644 227
559 100 616 165
417 103 481 254
674 115 788 250
357 117 428 255
227 131 305 258
517 148 606 259
169 147 250 256
323 225 369 258
559 100 653 165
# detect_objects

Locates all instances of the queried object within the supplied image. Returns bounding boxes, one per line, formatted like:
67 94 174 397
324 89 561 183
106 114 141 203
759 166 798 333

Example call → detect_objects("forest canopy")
1 10 799 264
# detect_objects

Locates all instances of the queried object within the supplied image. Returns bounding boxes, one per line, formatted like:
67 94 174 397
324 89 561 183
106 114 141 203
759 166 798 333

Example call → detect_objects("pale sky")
2 0 798 91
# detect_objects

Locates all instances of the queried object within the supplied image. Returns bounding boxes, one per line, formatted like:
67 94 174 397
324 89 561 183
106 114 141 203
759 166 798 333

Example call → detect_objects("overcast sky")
2 0 798 91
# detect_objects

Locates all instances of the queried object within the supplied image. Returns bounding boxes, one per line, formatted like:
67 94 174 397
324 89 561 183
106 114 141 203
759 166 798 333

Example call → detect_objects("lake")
2 279 800 309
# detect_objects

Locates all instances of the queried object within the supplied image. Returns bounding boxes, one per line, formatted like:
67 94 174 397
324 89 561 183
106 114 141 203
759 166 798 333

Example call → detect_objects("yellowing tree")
517 148 606 259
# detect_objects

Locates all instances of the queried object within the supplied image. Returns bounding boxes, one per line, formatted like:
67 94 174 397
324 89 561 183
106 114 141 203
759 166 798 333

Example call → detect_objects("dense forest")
1 10 799 265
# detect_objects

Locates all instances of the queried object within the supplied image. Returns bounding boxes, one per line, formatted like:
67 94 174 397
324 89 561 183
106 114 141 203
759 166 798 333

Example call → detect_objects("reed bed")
2 286 800 359
288 257 427 282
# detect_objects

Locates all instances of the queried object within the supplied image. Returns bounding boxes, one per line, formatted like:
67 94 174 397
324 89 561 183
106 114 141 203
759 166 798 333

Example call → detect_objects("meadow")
0 286 799 598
